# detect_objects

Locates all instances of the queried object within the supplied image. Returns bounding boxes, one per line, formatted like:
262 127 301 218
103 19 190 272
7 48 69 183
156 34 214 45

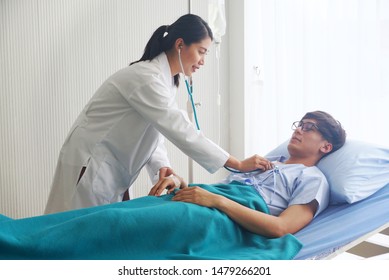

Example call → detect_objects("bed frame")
326 221 389 259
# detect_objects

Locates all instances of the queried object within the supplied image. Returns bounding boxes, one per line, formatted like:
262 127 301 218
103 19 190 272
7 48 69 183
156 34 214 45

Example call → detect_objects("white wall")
0 0 231 218
243 0 389 156
230 0 389 160
228 0 269 158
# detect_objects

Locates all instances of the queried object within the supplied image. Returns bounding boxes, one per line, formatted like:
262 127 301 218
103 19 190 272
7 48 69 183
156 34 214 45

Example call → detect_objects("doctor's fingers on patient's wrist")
153 184 168 196
150 179 177 196
149 181 164 196
148 186 157 196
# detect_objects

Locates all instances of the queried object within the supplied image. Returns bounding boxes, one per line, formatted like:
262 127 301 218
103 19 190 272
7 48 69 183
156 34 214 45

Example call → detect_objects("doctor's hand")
148 174 188 196
225 155 273 173
240 154 273 172
158 167 175 180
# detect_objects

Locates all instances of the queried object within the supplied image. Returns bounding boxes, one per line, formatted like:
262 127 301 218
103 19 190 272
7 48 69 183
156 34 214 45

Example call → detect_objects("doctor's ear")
175 39 185 50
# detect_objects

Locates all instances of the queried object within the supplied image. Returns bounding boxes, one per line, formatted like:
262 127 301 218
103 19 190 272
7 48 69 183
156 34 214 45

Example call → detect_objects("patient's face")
288 118 327 158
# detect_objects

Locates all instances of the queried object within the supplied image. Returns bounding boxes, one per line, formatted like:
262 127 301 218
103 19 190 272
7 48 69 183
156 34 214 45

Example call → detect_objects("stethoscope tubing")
178 49 201 131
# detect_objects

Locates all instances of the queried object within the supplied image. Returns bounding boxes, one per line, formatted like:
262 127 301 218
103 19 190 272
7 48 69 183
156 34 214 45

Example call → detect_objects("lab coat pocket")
91 155 131 203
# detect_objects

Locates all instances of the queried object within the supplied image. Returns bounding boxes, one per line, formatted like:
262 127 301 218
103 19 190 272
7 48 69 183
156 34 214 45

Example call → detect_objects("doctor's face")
180 37 212 76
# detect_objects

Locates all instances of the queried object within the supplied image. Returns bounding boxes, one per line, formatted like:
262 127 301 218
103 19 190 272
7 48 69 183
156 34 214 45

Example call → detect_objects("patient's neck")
284 156 319 167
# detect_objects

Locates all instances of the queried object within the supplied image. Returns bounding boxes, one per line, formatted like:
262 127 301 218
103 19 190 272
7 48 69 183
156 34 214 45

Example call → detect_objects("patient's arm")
172 186 317 238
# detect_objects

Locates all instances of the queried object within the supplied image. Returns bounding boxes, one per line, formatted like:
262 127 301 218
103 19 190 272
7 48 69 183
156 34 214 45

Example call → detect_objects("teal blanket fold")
0 183 302 260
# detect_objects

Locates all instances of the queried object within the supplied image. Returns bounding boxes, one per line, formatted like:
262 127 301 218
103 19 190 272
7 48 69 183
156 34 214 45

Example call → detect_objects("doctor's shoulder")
107 64 172 100
106 62 156 86
126 59 163 80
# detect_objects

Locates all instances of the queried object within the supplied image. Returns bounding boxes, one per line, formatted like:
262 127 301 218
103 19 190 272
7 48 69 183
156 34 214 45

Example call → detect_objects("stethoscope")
178 47 201 131
178 47 259 174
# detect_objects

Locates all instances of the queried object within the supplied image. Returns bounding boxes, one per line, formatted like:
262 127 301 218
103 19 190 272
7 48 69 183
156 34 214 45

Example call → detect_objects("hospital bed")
0 140 388 260
295 183 389 259
266 139 389 260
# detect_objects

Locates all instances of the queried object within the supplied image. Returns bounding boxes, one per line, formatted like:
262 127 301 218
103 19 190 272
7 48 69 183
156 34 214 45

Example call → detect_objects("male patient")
0 111 346 260
150 110 346 237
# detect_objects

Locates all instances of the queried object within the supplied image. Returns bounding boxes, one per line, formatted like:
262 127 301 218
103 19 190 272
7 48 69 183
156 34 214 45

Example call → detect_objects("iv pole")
186 0 225 184
187 0 194 184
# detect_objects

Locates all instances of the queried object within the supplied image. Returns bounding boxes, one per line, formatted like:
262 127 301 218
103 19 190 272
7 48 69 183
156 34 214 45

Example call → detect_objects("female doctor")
44 14 272 214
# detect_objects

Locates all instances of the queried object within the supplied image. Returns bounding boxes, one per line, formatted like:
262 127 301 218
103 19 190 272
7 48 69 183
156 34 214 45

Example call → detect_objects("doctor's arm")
225 155 273 172
146 137 175 184
172 187 317 238
131 81 271 174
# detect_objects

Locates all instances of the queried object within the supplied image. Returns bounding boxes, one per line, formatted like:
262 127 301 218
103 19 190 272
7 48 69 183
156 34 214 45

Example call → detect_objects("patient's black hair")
129 14 213 87
302 110 346 155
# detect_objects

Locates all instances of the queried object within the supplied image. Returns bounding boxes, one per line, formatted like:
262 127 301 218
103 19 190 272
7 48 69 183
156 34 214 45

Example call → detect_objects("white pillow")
266 139 389 204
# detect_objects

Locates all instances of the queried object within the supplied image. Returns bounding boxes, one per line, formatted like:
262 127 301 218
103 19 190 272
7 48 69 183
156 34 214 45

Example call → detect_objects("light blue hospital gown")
221 156 330 217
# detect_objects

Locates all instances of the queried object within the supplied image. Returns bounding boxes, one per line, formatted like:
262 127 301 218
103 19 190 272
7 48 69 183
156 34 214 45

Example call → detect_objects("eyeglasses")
291 121 320 132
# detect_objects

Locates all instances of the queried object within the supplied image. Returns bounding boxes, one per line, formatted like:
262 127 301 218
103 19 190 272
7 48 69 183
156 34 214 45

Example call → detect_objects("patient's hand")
172 186 221 208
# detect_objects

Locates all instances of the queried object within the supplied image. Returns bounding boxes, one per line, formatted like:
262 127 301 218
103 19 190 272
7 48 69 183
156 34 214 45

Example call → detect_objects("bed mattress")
294 183 389 259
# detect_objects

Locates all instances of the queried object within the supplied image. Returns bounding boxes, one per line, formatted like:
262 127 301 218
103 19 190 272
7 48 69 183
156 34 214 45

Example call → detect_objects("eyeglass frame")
291 121 320 133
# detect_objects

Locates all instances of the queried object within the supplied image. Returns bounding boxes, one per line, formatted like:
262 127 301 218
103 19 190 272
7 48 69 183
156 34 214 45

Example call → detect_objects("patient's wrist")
168 174 181 188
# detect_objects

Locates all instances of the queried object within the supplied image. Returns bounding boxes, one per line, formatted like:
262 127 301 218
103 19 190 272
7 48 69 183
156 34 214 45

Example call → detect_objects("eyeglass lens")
292 121 317 132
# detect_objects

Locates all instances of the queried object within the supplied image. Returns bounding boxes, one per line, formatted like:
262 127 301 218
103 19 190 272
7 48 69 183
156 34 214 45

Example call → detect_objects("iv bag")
208 0 226 44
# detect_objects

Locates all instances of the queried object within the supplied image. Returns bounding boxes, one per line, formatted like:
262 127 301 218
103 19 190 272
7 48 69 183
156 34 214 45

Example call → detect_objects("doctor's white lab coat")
44 53 229 214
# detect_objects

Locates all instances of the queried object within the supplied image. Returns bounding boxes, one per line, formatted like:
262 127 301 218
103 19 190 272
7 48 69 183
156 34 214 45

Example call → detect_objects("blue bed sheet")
295 183 389 259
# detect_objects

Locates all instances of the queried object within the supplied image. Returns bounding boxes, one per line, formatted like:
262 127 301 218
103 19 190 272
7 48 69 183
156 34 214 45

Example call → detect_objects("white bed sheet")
294 183 389 259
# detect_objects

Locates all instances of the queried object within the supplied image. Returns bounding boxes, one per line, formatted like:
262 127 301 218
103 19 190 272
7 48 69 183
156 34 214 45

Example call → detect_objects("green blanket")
0 183 302 260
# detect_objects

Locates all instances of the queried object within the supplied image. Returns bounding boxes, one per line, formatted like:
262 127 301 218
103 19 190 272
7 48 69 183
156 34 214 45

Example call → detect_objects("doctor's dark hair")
130 14 213 87
301 110 346 155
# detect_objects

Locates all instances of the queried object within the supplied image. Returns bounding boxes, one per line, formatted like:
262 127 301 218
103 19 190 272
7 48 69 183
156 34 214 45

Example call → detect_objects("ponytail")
130 25 169 66
130 14 213 87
